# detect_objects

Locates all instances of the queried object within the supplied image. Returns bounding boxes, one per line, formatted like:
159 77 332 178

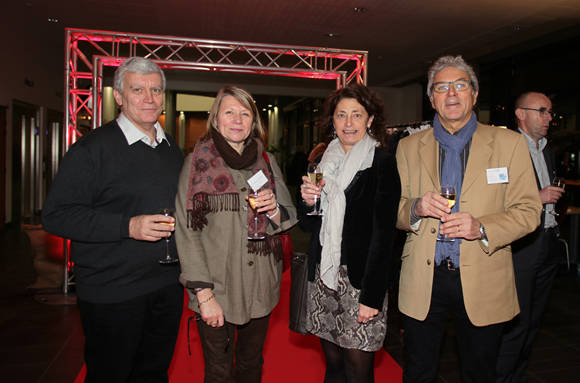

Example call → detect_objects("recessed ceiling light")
510 26 522 31
354 7 366 12
324 33 340 37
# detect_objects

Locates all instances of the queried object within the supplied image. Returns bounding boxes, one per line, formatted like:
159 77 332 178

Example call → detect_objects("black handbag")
289 252 311 335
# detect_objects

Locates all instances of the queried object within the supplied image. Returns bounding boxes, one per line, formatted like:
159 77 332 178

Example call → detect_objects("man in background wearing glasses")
395 55 542 383
496 92 564 383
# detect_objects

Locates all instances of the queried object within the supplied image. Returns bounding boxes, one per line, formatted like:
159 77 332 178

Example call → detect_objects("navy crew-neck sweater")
42 120 185 303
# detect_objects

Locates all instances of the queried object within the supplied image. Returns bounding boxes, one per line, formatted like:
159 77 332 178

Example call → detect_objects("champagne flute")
159 208 179 264
552 176 565 189
548 177 566 216
307 162 324 216
248 189 265 240
437 185 456 242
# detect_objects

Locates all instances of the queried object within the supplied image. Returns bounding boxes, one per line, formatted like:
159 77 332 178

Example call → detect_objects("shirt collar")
116 113 169 147
518 127 546 153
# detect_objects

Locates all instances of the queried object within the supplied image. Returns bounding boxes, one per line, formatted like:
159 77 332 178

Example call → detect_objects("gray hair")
113 57 166 94
427 55 479 99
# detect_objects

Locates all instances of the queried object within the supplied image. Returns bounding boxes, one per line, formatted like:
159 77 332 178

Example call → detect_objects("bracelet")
193 287 206 294
266 203 280 219
198 293 215 308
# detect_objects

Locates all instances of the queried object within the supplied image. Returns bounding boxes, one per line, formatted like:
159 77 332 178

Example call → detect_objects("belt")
437 259 459 270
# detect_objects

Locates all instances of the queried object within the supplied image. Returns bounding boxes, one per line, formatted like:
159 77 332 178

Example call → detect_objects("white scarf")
318 133 378 290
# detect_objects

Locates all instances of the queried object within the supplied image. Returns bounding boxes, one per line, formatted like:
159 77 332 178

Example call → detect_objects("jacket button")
427 259 431 265
242 206 248 211
431 228 436 234
248 261 254 266
241 187 247 192
245 225 248 229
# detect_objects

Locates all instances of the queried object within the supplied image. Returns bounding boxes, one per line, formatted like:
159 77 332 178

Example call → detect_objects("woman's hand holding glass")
301 175 325 207
255 189 278 214
246 189 279 221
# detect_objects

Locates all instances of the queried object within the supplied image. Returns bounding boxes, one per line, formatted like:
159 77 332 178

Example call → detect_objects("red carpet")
75 271 403 382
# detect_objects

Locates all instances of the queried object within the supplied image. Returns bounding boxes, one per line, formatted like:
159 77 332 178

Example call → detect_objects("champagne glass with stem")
549 175 566 216
437 185 456 242
247 189 265 240
307 162 324 216
159 208 179 264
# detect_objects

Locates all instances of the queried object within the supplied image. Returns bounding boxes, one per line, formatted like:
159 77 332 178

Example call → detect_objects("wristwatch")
479 223 487 240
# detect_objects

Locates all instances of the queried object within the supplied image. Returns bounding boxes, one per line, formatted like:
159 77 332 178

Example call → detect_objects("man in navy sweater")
42 57 184 383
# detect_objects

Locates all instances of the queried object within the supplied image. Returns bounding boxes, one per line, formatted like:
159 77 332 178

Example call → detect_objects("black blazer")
298 148 401 310
511 144 557 270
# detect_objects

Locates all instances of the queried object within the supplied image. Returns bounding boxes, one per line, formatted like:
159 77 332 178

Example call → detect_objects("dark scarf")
186 130 283 259
433 112 478 266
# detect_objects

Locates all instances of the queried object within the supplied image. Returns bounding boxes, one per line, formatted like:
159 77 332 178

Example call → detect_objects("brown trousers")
196 314 271 383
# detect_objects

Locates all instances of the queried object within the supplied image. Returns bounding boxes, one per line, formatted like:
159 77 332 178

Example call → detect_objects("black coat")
298 148 401 310
511 144 558 270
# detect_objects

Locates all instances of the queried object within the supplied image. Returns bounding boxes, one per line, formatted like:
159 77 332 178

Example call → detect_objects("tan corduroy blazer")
395 123 542 327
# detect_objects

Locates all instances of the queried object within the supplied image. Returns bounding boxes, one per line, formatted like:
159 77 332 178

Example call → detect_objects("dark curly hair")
318 83 389 150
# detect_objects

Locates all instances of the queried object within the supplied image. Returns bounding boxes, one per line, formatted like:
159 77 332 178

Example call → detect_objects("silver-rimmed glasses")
432 80 472 93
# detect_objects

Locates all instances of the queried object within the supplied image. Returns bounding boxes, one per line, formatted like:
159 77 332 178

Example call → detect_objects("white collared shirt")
518 128 557 228
116 113 170 148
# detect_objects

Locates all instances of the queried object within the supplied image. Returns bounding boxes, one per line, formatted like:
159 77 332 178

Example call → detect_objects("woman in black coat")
299 83 401 383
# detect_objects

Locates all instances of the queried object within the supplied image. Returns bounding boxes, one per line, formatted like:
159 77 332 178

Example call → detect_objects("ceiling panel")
7 0 580 87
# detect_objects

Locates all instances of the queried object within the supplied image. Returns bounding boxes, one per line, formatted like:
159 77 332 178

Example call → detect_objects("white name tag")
248 170 268 191
487 167 509 184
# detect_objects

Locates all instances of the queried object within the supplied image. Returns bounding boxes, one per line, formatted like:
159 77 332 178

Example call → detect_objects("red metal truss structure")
62 28 367 295
65 28 368 147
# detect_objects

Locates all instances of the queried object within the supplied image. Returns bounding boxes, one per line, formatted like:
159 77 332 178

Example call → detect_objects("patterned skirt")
305 265 388 352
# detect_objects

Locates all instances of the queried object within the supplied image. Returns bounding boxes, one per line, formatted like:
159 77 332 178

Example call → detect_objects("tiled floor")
1 218 579 383
0 225 85 383
381 242 580 382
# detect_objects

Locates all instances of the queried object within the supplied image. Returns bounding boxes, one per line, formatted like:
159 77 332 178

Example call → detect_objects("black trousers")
496 232 560 383
403 264 504 383
78 282 183 383
196 314 271 383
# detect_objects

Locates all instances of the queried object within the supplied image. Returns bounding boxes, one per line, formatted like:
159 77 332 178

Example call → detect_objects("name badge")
487 167 509 184
248 170 268 191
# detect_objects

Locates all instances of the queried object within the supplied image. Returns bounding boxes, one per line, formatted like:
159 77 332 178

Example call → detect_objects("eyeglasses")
432 80 472 93
520 107 555 118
